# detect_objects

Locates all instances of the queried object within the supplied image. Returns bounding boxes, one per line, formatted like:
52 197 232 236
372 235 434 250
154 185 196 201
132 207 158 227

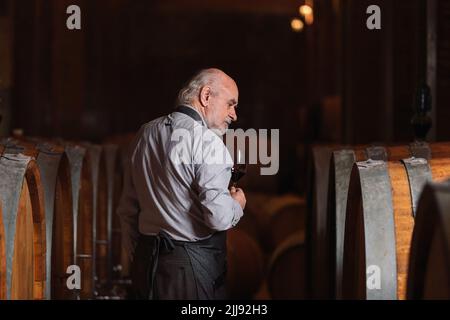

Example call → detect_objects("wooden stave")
24 160 47 299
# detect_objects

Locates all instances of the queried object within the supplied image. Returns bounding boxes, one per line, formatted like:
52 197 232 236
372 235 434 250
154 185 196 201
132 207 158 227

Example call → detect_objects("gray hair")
176 69 224 106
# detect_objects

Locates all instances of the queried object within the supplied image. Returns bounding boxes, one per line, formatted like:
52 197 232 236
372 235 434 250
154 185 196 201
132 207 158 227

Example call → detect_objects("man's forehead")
223 88 239 104
221 78 238 96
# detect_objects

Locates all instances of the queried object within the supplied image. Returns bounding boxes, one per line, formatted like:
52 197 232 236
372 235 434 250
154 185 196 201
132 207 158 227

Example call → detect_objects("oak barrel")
0 198 5 299
102 144 127 281
407 180 450 299
328 142 450 298
95 144 126 285
0 146 4 299
266 200 306 252
1 138 75 299
0 153 46 299
243 193 305 251
226 228 264 299
65 144 94 299
81 144 109 289
267 231 306 299
305 143 341 299
44 145 74 300
100 140 131 280
343 156 450 299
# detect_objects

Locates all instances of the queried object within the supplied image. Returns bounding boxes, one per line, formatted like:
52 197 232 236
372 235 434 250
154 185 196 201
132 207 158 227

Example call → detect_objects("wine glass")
230 149 247 188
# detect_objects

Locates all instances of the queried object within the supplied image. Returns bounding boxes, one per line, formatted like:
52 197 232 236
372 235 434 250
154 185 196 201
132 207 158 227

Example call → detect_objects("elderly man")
117 68 246 300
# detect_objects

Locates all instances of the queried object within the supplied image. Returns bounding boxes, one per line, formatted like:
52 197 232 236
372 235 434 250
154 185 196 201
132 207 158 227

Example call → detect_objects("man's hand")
230 186 246 210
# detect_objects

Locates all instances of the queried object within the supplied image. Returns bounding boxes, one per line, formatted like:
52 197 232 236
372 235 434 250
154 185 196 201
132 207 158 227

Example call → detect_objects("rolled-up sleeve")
193 133 244 231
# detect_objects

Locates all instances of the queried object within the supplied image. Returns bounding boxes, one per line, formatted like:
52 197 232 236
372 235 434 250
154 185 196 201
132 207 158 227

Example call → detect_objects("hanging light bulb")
299 5 313 17
299 0 314 25
291 18 304 32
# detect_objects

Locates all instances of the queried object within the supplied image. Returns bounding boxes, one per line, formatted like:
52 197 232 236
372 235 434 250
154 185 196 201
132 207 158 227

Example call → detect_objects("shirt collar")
177 104 207 127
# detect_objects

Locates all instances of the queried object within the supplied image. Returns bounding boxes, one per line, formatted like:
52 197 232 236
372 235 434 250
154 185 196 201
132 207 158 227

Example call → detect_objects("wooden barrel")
102 144 128 281
239 192 268 243
97 140 131 281
407 181 450 299
0 139 3 300
308 143 403 298
305 144 340 299
1 138 75 299
0 199 5 299
65 144 94 299
81 144 109 290
266 200 306 252
235 212 260 245
244 192 305 252
267 231 306 299
226 228 264 299
43 145 74 300
343 156 450 299
95 146 111 286
330 142 450 299
94 144 127 287
103 133 136 147
0 153 46 299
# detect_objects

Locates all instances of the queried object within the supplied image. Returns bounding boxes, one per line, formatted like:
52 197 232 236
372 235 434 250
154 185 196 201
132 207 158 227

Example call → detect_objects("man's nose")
229 107 237 122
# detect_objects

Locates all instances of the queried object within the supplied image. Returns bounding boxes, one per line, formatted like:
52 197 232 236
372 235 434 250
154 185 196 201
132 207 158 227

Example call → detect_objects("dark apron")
131 106 228 300
131 231 227 300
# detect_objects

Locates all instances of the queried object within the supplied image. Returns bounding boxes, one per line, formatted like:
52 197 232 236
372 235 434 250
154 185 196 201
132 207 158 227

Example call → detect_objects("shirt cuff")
231 198 244 227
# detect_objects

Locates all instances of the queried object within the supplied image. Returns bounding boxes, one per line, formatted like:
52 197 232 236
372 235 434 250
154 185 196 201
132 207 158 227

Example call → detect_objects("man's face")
204 78 239 135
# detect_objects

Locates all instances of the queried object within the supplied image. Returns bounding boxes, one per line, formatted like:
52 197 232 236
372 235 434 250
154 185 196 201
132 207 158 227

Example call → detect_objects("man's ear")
199 86 211 107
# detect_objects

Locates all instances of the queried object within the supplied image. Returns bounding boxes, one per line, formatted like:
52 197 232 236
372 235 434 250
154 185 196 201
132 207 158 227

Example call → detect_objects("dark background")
1 0 449 194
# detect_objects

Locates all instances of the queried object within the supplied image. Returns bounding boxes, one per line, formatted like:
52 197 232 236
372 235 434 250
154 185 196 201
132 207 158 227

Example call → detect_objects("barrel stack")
0 138 75 300
342 151 450 299
325 142 450 299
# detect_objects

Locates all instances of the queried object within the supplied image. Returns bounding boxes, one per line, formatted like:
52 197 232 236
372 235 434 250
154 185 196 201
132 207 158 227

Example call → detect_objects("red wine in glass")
231 163 247 187
231 149 246 187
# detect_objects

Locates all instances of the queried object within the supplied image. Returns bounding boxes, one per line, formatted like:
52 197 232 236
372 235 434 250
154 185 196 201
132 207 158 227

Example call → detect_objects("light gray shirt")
117 106 243 259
